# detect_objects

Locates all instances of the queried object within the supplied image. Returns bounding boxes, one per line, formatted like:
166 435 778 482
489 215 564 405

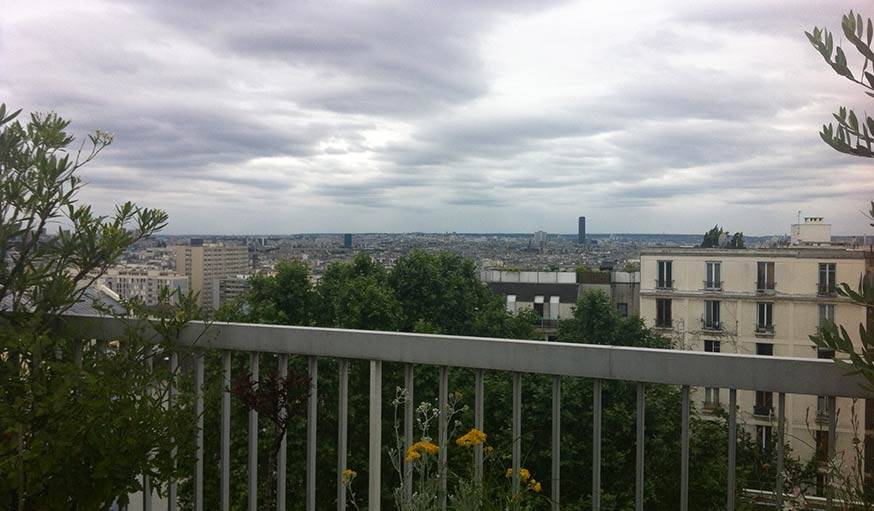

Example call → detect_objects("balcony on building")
703 279 723 291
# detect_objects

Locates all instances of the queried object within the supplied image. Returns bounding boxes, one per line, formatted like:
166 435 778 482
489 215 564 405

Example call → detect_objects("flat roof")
638 247 867 259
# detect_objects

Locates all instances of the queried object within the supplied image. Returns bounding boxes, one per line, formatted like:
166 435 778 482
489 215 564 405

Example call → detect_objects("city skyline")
4 1 874 235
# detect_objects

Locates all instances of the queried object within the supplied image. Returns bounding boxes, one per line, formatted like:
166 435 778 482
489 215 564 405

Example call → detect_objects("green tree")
729 231 745 249
557 290 669 348
389 250 536 338
315 253 401 331
701 225 726 248
247 259 315 325
806 10 874 158
0 104 194 509
700 225 744 249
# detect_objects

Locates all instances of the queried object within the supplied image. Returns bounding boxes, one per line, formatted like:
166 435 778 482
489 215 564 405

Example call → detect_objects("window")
818 304 835 329
816 353 833 420
756 302 773 332
656 298 672 327
506 295 517 313
547 296 560 320
817 395 830 422
815 473 826 498
818 263 837 295
704 340 720 408
705 261 721 289
617 302 629 317
817 347 835 359
756 343 773 356
816 430 830 463
657 260 673 289
755 391 773 416
533 295 544 318
756 425 773 451
757 261 775 291
704 300 720 330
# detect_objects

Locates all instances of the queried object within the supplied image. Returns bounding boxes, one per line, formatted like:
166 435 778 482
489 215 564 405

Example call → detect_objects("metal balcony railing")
755 282 777 294
62 313 866 511
655 279 674 290
753 404 773 418
755 324 775 336
702 320 722 332
817 283 837 297
703 280 723 291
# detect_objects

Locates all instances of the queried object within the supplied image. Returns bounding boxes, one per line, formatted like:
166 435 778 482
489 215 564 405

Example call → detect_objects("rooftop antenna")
797 210 801 224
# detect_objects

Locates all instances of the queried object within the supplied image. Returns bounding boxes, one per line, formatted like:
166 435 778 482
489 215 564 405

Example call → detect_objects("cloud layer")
2 0 872 234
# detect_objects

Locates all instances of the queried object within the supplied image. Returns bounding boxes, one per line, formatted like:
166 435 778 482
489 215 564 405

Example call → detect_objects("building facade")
214 274 252 308
100 268 189 306
174 240 249 310
640 245 869 490
483 269 641 339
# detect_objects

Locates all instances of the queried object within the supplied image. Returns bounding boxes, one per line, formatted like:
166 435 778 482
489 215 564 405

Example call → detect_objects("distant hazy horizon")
155 231 874 239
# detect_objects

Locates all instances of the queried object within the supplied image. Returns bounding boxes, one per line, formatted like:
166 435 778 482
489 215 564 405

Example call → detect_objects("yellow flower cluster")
341 468 357 485
505 468 541 493
405 440 439 462
505 467 531 482
528 478 542 493
455 428 487 448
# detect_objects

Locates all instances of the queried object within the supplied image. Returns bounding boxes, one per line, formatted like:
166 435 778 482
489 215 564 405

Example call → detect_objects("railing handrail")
61 313 870 398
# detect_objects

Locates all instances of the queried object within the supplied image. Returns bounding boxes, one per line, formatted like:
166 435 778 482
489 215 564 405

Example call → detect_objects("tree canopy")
700 225 745 248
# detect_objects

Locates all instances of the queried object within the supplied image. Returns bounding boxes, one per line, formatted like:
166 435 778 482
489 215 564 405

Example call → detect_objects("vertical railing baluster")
143 476 151 511
307 356 318 511
168 352 178 511
369 360 382 511
775 392 785 509
277 354 288 511
592 379 602 511
512 372 522 499
635 382 644 511
143 346 153 511
680 385 689 511
194 352 204 511
551 375 561 511
727 388 737 511
403 364 414 502
474 369 485 484
438 366 449 511
338 359 349 511
248 352 259 511
221 351 231 511
827 395 836 507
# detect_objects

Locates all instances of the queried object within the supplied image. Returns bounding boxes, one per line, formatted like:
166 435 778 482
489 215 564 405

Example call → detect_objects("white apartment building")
174 240 249 310
100 268 189 306
640 243 871 492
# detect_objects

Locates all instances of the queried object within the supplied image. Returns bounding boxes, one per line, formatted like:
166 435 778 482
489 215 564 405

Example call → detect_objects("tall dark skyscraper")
343 233 353 248
578 216 586 243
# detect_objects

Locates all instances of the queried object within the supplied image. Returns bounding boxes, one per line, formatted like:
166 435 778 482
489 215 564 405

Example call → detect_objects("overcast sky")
2 1 872 235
